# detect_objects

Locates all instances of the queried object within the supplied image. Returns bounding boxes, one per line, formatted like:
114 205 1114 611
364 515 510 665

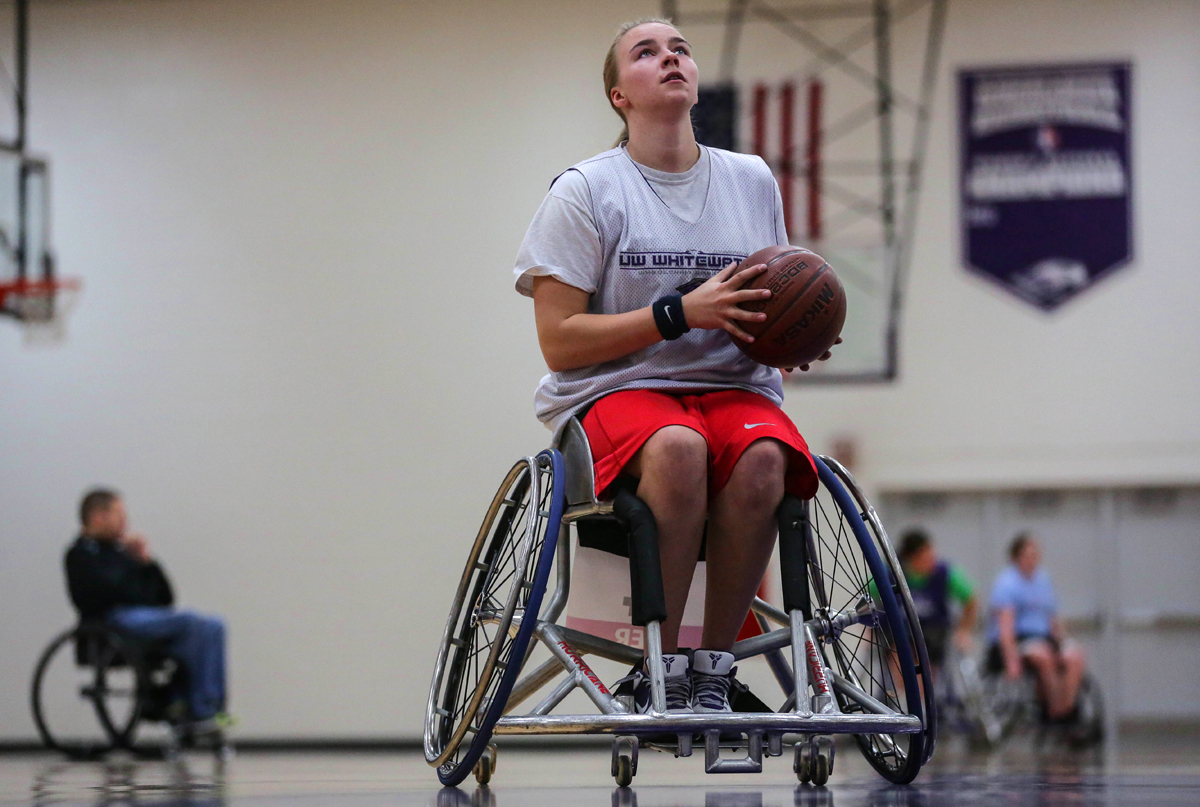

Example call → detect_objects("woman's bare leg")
1060 644 1086 714
1024 644 1069 718
626 425 708 653
700 439 788 651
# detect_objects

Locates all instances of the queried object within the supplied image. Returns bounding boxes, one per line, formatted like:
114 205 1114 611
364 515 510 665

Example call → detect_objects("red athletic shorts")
581 389 819 500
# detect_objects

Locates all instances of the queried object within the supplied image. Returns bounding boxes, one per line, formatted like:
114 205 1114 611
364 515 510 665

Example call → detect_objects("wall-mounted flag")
959 63 1133 310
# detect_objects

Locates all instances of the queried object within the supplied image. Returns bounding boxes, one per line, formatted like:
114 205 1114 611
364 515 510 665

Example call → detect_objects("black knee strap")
613 488 668 627
777 494 813 620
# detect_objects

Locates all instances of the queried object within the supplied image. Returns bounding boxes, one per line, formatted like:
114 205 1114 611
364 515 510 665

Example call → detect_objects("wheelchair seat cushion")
576 509 708 562
71 623 175 669
582 389 818 500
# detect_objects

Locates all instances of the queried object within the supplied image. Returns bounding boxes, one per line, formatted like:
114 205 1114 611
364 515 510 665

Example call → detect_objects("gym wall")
0 0 1196 741
880 487 1200 720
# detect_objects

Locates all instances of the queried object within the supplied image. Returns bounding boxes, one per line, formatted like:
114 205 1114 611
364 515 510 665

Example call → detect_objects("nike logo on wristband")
744 423 771 429
664 305 674 322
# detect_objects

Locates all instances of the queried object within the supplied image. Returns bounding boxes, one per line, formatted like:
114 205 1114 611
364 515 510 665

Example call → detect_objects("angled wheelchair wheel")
424 449 565 786
31 624 147 758
1073 672 1105 746
805 458 927 784
821 457 938 764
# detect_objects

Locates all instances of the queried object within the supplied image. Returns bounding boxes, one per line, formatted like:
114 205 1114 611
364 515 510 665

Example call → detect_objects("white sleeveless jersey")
533 146 786 436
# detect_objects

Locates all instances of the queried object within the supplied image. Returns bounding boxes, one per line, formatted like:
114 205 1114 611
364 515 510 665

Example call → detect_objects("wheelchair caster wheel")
794 741 811 783
795 737 833 786
810 752 830 786
473 744 497 785
811 737 834 786
614 753 633 788
611 736 638 787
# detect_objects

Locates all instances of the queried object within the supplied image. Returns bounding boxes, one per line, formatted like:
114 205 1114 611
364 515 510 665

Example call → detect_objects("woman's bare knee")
721 439 787 513
633 426 707 506
1022 648 1055 672
634 426 706 471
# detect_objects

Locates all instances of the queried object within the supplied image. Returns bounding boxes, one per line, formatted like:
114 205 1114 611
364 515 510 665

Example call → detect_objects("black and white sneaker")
690 650 736 713
617 654 692 714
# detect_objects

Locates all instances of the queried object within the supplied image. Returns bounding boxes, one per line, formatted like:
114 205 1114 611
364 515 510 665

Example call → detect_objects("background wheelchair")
31 620 230 760
938 640 1104 748
425 419 937 788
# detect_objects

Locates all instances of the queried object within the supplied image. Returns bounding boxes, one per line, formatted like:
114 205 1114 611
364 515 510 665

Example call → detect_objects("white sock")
692 649 735 676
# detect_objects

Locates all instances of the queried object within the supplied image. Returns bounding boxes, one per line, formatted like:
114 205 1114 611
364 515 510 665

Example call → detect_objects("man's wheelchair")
424 420 937 787
31 620 230 759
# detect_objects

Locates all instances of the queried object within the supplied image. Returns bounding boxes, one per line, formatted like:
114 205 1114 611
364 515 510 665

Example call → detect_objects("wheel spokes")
429 455 558 773
806 484 914 774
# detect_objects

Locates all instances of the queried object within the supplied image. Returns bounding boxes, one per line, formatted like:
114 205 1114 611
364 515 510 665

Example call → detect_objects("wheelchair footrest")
704 730 762 774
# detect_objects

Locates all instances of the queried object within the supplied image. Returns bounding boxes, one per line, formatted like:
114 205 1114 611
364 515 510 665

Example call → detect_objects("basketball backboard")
681 0 949 382
0 0 70 330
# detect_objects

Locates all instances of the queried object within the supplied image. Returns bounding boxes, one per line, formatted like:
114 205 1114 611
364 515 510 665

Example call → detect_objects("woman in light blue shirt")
988 533 1086 721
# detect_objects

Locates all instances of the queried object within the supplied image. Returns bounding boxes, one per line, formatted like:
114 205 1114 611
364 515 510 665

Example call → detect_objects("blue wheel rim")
437 449 565 786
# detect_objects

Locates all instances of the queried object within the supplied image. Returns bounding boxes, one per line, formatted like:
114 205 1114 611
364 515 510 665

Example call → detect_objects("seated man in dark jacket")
65 488 229 729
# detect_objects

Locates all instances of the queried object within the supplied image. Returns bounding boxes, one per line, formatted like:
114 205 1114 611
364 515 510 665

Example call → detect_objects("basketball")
733 245 847 368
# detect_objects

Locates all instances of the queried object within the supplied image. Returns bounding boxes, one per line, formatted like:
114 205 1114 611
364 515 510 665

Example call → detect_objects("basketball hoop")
0 276 80 324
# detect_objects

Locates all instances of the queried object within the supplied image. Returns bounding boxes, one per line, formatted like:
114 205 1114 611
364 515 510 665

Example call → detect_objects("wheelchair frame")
30 620 230 760
426 418 935 787
941 639 1105 748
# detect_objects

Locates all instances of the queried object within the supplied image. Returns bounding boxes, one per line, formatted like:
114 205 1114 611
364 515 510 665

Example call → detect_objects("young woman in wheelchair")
987 533 1087 723
512 17 834 715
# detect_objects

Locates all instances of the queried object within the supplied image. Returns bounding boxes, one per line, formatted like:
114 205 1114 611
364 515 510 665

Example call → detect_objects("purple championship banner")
958 63 1133 310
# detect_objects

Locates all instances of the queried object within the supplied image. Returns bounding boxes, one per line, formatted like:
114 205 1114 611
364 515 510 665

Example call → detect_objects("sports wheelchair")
940 640 1104 748
31 620 230 759
424 419 937 788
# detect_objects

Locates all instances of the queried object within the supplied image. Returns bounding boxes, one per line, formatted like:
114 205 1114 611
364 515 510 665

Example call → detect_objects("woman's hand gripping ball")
680 261 772 343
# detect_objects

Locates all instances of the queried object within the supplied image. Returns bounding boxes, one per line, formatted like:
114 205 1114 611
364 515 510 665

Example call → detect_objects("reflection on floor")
2 729 1198 807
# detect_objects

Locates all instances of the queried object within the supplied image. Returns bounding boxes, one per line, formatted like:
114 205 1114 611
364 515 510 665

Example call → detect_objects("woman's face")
1016 540 1041 577
611 22 699 123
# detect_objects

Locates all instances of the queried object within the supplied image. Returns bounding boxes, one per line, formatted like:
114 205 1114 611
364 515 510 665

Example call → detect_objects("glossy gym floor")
3 729 1199 807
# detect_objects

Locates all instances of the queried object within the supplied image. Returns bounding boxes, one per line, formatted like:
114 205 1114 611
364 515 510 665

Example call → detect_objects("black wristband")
652 294 690 341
